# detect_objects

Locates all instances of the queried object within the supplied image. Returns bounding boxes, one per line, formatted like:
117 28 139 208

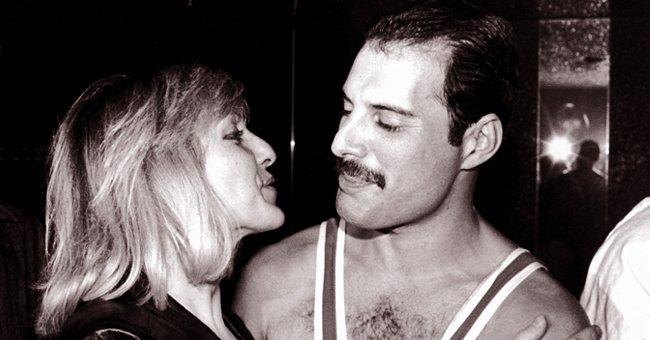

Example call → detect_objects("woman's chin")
239 211 285 237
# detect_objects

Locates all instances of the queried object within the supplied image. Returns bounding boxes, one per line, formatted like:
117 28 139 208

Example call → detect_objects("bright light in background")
546 136 573 162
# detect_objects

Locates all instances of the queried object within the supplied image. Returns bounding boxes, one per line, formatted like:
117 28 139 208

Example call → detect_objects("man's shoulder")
233 222 325 339
247 222 323 275
481 268 589 339
609 197 650 244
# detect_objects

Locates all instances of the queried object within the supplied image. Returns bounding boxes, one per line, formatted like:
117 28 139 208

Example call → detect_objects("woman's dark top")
56 295 255 340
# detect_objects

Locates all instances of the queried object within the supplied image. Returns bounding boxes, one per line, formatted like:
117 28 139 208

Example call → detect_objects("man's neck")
344 205 507 275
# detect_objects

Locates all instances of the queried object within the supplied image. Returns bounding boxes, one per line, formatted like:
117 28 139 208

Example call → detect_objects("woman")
35 64 285 339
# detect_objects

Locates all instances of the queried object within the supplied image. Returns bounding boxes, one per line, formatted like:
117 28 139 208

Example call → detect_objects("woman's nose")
250 132 276 168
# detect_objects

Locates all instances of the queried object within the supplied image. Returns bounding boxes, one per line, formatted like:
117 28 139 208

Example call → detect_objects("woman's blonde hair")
36 64 249 335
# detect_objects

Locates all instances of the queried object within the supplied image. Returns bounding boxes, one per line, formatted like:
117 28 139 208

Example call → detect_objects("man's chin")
336 193 369 223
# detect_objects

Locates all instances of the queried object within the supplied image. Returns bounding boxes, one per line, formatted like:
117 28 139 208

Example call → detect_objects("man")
234 1 591 339
539 140 607 296
581 197 650 338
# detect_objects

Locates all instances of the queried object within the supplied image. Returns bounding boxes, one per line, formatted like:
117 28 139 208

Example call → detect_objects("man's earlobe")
460 113 503 170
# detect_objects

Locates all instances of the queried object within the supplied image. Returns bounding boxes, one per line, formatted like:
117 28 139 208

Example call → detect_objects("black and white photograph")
1 0 649 339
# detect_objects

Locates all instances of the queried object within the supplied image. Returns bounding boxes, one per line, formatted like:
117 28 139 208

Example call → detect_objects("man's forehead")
343 42 449 108
367 39 453 61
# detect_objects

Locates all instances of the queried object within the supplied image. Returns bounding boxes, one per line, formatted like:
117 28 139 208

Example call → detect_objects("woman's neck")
168 277 236 340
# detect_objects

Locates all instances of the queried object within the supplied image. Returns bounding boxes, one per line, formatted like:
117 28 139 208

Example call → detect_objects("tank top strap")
447 249 545 340
314 218 340 340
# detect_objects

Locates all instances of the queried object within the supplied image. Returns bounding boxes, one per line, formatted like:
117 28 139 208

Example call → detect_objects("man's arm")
513 316 602 340
480 267 591 339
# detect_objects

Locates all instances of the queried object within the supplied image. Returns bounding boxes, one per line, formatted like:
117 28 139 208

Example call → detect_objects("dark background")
0 0 293 220
3 0 650 266
3 0 650 265
2 0 650 337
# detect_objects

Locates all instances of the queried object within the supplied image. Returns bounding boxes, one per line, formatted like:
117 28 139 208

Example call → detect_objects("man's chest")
345 293 462 339
266 282 475 340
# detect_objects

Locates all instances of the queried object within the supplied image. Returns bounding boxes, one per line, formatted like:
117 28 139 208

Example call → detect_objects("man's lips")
335 158 386 189
338 173 375 190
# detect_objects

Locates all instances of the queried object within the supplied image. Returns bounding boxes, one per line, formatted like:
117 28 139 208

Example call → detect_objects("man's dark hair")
366 0 519 146
578 139 600 162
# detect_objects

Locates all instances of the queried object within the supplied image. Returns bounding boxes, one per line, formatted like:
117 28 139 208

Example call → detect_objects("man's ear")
459 113 503 170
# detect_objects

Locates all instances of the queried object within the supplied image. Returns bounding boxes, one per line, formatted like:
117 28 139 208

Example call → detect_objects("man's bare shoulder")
481 268 589 339
232 223 323 338
246 223 321 276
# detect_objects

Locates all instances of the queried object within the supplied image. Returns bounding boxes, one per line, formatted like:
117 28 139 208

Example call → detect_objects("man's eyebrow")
342 91 415 117
372 103 415 117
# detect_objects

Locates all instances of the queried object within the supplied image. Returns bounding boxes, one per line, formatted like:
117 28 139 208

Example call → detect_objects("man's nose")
331 113 367 159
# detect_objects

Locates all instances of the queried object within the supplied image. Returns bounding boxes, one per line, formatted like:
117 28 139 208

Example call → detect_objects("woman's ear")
459 113 503 170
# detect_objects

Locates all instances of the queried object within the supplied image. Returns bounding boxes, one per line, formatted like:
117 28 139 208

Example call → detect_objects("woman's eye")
225 129 244 144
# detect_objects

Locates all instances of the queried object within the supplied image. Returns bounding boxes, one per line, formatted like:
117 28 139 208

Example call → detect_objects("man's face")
332 42 464 230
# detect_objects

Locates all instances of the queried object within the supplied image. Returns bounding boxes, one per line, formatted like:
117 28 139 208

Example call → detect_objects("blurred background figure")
538 139 607 297
581 197 650 339
35 64 284 339
0 202 45 340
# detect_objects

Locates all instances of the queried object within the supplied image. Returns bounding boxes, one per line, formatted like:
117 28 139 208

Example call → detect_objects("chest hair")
347 295 458 340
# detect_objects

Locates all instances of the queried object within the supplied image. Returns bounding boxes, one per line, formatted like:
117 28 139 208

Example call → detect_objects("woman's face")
204 114 285 237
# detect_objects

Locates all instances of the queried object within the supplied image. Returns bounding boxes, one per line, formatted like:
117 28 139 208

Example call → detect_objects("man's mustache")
335 158 386 189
